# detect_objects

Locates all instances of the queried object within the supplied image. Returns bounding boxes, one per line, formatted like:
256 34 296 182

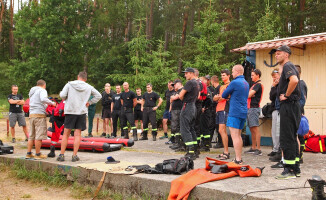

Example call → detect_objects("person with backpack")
268 68 282 164
214 69 231 159
245 69 264 156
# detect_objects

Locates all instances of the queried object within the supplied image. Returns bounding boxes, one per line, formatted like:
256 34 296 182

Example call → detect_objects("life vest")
247 80 264 109
196 79 207 101
54 100 65 117
168 157 263 200
216 82 230 112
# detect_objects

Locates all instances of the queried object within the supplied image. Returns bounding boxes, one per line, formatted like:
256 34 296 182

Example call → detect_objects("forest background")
0 0 325 101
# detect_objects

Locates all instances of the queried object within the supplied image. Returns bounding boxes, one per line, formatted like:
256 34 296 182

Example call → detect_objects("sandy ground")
0 168 75 200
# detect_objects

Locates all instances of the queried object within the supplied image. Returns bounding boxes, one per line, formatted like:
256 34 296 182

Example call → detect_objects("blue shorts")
163 110 171 120
216 111 228 124
226 116 245 130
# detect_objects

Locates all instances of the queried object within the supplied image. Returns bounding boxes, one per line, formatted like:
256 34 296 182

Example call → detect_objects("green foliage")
251 1 281 42
185 6 232 75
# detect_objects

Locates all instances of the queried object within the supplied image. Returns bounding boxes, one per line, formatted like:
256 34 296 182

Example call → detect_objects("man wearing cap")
179 67 199 160
169 79 184 149
274 45 301 179
140 83 163 141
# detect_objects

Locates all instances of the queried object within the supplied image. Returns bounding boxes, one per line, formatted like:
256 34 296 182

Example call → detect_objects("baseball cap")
182 67 195 73
205 75 211 80
276 45 291 55
171 79 182 86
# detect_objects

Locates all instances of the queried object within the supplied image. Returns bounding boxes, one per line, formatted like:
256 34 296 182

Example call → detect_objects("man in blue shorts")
222 65 249 164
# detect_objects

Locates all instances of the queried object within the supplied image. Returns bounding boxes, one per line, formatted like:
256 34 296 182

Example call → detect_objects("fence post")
96 117 99 134
7 119 9 137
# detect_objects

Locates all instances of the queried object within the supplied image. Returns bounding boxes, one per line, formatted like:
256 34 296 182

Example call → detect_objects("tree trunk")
9 0 14 59
189 8 195 32
178 6 189 73
164 0 171 51
299 0 305 33
148 0 154 40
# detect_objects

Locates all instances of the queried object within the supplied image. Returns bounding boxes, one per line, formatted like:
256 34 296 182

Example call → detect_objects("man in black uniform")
140 83 163 141
199 77 212 152
8 85 29 143
169 79 183 148
120 82 137 140
274 45 301 180
179 68 199 160
134 88 143 133
111 85 123 138
160 81 174 139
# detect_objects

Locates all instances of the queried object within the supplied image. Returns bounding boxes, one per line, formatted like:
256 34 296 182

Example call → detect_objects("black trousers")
194 102 202 141
121 108 136 135
112 110 123 137
171 109 181 135
279 101 301 167
200 109 211 138
143 107 157 134
180 102 197 146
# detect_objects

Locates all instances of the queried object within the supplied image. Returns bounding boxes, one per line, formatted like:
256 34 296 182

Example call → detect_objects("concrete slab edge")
0 156 270 200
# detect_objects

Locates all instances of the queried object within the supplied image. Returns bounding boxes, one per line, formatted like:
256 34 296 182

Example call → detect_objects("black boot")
48 145 56 158
200 138 210 152
185 145 197 160
195 143 200 158
299 145 304 164
123 129 129 139
152 131 157 141
139 131 148 140
87 133 93 137
133 129 138 141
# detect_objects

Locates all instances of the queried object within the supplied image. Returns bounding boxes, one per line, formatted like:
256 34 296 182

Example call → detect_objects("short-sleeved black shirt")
8 94 23 113
112 93 122 111
249 80 263 108
277 61 301 102
164 89 174 110
102 91 115 109
134 95 142 111
143 92 160 107
183 79 199 103
121 90 136 108
172 88 183 110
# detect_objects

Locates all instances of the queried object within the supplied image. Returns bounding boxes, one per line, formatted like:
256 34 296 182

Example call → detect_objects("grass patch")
10 160 69 187
21 194 32 198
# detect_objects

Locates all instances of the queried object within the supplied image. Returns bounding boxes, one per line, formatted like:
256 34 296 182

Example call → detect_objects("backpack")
297 116 309 136
262 103 273 118
145 157 194 175
304 135 326 153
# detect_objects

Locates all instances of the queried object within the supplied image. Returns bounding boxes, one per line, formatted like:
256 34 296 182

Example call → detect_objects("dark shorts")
216 111 228 125
102 109 112 119
226 116 246 130
64 114 86 131
9 112 26 127
134 110 143 121
163 110 171 120
247 108 260 128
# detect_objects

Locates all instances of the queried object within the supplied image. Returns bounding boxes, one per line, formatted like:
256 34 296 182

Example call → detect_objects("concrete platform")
1 138 326 200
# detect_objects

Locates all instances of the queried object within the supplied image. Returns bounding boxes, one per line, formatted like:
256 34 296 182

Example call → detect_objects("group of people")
7 45 305 179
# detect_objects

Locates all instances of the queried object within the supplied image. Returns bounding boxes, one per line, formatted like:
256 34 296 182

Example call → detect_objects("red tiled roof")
231 33 326 52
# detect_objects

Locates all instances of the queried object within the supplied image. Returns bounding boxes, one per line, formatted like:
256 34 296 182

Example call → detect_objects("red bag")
54 101 65 117
304 134 326 153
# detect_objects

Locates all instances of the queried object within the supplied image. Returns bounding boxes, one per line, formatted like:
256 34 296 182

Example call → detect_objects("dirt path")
0 168 76 200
